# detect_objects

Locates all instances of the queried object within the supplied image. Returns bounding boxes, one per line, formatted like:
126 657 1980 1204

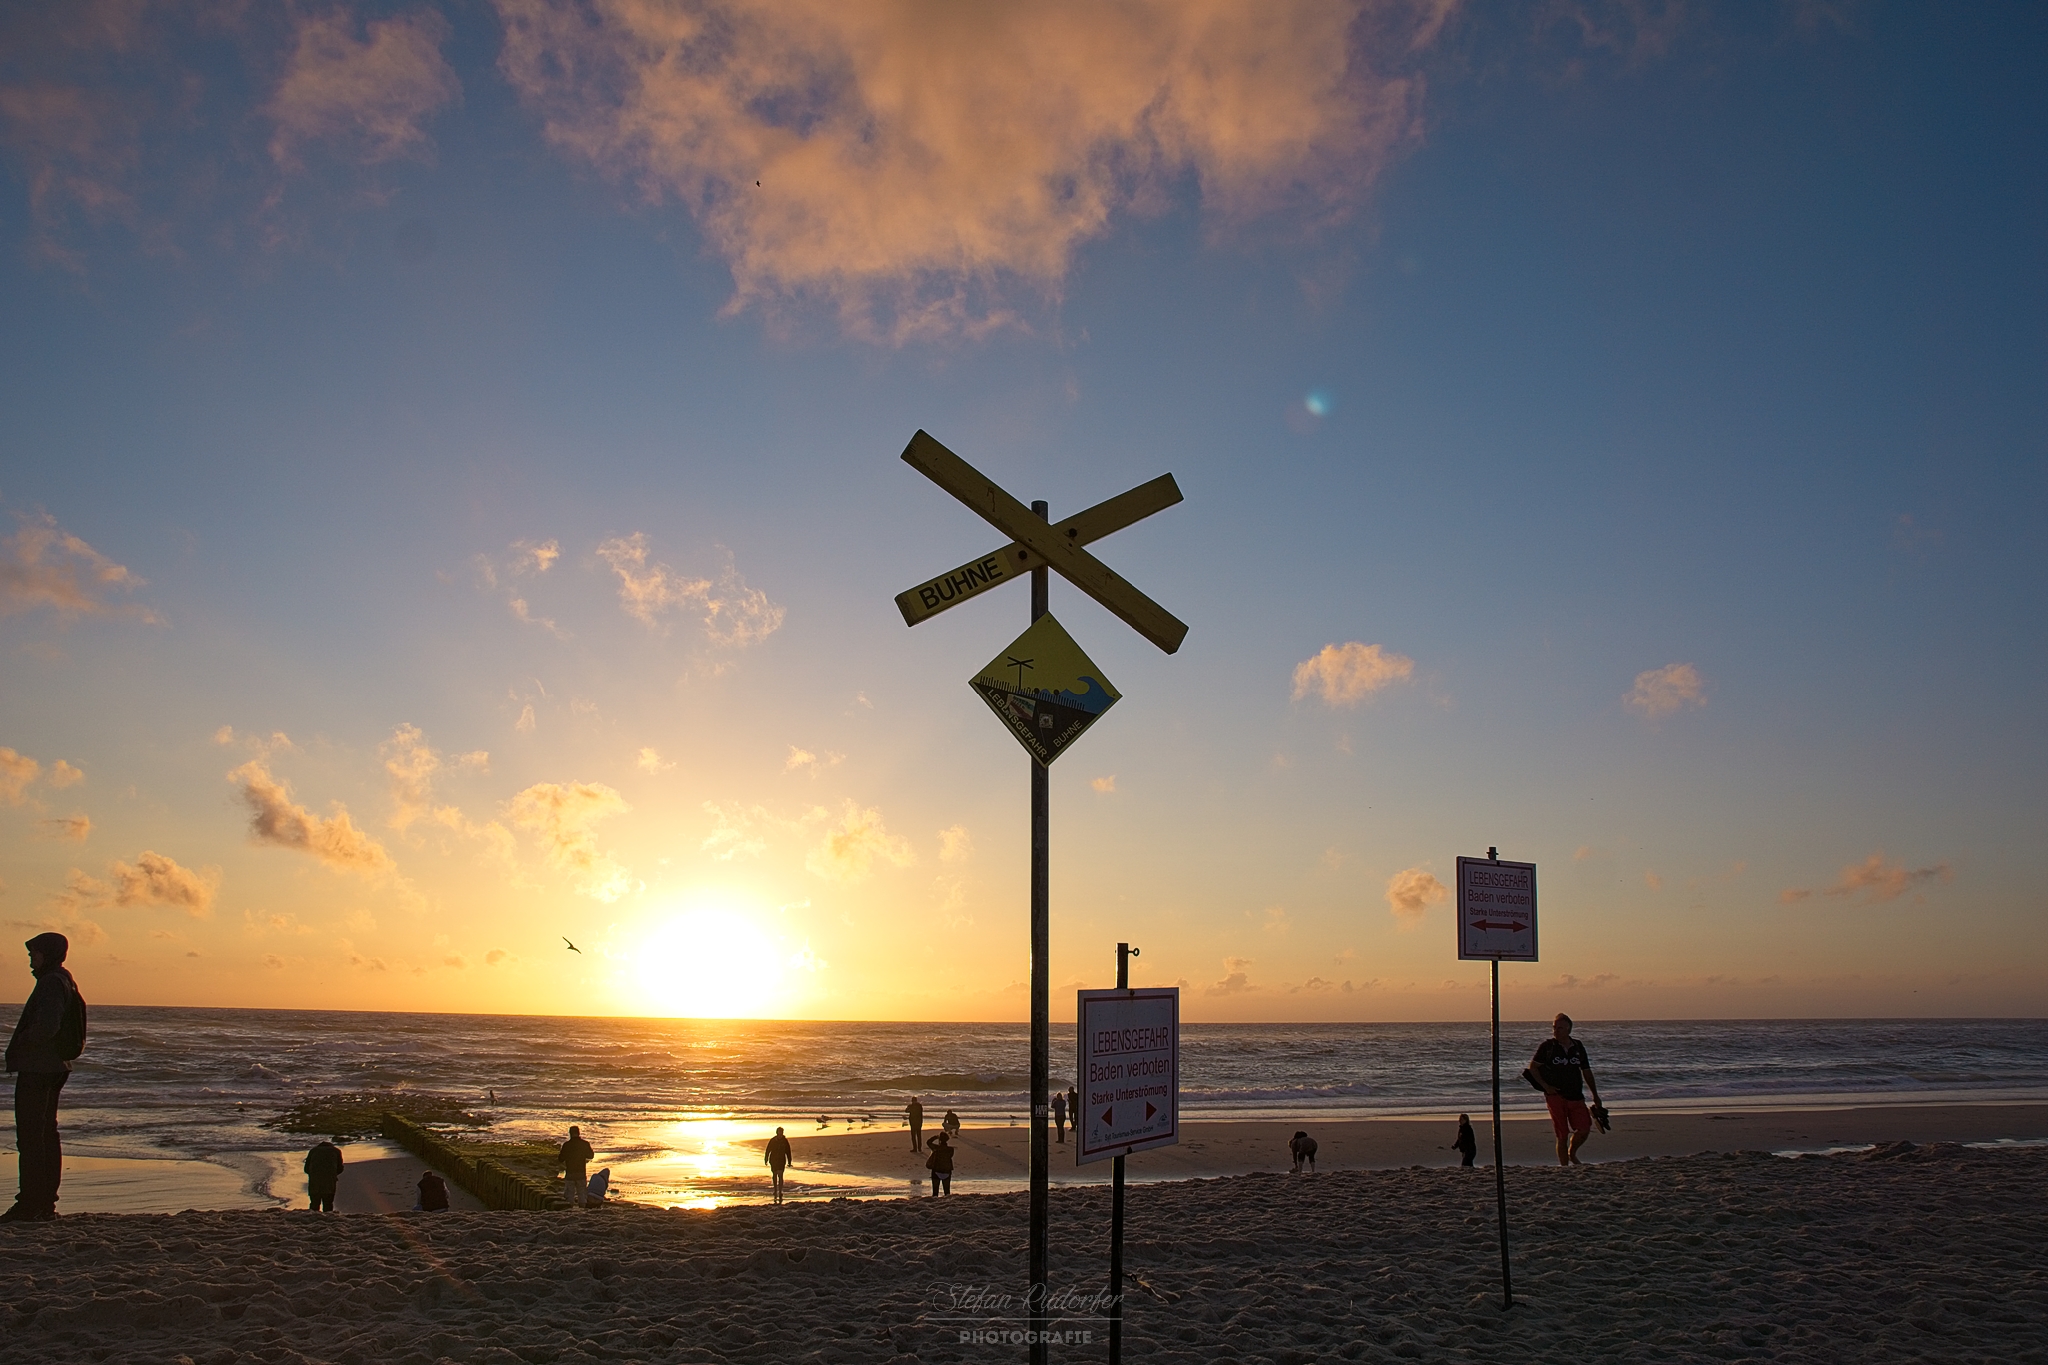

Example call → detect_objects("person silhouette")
304 1138 345 1211
925 1130 955 1195
558 1125 595 1207
906 1096 925 1152
1453 1114 1477 1168
764 1126 793 1203
1052 1090 1068 1144
416 1169 450 1211
4 932 84 1223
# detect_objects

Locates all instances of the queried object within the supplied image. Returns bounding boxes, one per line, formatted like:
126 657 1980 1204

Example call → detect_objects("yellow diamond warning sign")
971 613 1120 766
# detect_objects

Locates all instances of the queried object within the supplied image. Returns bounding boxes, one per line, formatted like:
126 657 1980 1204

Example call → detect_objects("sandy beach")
1 1140 2041 1363
640 1102 2048 1202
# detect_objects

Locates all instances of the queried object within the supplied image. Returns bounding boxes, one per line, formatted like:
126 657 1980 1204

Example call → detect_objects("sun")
632 904 786 1018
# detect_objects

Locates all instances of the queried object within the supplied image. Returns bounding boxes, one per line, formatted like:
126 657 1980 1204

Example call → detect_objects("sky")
0 0 2042 1022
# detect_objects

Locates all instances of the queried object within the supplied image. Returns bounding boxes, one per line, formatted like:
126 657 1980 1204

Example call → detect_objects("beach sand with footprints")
1 1121 2043 1364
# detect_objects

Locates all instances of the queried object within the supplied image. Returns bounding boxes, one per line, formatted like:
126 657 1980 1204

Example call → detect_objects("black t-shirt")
1533 1038 1590 1102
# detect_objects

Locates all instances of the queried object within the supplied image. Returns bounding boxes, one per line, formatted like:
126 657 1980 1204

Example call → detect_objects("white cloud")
1292 642 1415 706
636 746 674 773
1385 866 1447 923
938 825 973 864
596 535 784 646
1624 662 1706 718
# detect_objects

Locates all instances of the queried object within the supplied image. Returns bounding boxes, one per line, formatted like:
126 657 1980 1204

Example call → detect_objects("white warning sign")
1076 987 1179 1164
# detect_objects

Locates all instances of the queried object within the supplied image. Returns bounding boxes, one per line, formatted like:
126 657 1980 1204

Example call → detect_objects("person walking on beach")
1452 1114 1477 1168
304 1138 345 1211
1051 1089 1068 1144
559 1124 595 1208
1530 1013 1603 1166
416 1169 450 1211
925 1130 955 1195
764 1126 793 1203
906 1096 925 1152
1289 1130 1318 1173
4 932 85 1224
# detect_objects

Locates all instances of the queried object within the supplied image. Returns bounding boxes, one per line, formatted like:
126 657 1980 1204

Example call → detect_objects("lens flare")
1304 390 1332 418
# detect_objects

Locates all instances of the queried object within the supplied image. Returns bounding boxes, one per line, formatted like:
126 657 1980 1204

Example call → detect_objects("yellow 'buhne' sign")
971 613 1120 766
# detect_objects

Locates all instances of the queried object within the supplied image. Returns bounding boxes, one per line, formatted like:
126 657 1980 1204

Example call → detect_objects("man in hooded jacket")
5 932 84 1223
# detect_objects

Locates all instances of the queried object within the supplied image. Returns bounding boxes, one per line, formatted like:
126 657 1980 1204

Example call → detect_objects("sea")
27 1009 2048 1211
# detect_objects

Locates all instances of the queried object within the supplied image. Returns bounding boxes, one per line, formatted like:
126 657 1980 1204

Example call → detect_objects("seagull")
563 938 581 954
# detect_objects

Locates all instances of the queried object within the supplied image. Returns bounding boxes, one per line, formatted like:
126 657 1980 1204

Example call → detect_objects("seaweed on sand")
267 1092 492 1140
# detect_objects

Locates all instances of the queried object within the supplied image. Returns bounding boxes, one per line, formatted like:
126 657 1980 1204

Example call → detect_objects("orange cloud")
34 814 91 842
506 780 631 900
1780 851 1953 906
1385 866 1447 922
1624 662 1706 718
266 8 460 170
596 535 784 645
1293 642 1415 706
805 801 915 882
494 0 1445 340
59 850 219 918
0 512 156 621
0 747 39 804
229 757 395 876
1205 956 1255 996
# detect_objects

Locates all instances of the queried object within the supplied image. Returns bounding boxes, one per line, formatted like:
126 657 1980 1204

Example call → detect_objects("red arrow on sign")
1470 920 1527 932
1101 1107 1114 1125
1144 1102 1157 1121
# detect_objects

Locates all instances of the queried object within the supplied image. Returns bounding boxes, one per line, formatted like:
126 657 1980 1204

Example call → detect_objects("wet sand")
784 1102 2048 1187
0 1142 2040 1363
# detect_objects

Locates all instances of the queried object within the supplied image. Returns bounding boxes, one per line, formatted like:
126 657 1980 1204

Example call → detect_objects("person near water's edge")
925 1130 954 1195
1530 1014 1603 1166
1452 1114 1477 1168
4 932 84 1224
559 1124 595 1207
304 1139 345 1211
1066 1084 1080 1134
416 1169 450 1211
1289 1130 1318 1173
941 1109 961 1137
1051 1089 1067 1144
765 1126 793 1203
906 1096 924 1152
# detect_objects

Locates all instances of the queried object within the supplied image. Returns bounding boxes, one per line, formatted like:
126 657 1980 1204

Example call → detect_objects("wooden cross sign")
893 430 1189 654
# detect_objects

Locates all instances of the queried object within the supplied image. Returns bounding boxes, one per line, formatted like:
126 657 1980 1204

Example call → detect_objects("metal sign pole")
1029 500 1051 1365
1492 953 1512 1310
1109 941 1135 1365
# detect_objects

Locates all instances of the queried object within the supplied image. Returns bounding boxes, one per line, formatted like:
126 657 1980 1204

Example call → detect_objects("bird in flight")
563 938 581 954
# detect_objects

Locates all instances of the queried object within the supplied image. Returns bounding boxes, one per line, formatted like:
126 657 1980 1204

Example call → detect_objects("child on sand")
1289 1131 1318 1173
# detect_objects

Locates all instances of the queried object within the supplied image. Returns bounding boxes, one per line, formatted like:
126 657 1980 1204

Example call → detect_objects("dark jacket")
764 1134 792 1168
925 1135 955 1172
6 965 78 1074
305 1141 345 1183
418 1171 449 1211
1454 1122 1477 1153
559 1136 594 1174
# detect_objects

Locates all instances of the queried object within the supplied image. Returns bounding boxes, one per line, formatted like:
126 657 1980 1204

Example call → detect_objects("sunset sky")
1 1 2041 1021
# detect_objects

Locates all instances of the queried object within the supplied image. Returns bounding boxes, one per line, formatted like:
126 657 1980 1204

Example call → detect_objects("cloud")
47 759 82 788
1205 956 1255 996
1091 775 1117 794
266 8 460 171
938 825 973 864
511 539 560 574
60 850 219 918
1573 845 1601 862
486 948 511 966
1292 642 1415 706
1624 662 1706 718
493 0 1443 341
1644 870 1662 892
1385 866 1447 923
596 535 785 646
228 757 395 877
1780 851 1953 906
636 746 674 773
805 801 915 882
514 704 537 734
34 814 90 842
1260 905 1291 934
379 723 440 833
700 801 768 861
1555 972 1620 990
0 512 157 622
506 780 632 901
0 747 39 804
